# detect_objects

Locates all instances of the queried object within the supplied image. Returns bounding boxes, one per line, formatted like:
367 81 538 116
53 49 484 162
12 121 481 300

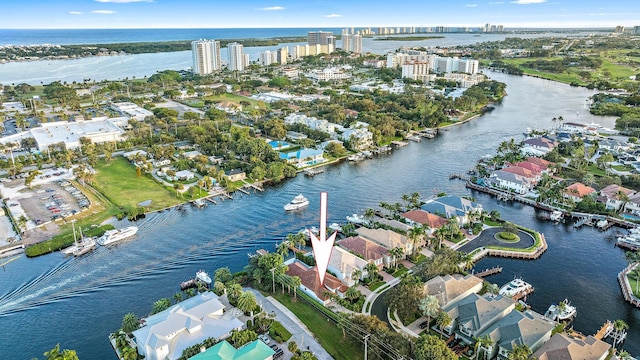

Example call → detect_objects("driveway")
457 227 536 254
249 289 333 360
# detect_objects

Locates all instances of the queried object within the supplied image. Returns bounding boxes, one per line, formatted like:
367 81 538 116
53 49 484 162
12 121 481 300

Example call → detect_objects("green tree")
365 261 379 282
419 294 441 329
385 274 424 323
612 319 629 348
151 298 171 314
237 291 258 318
474 335 494 360
414 335 458 360
508 344 532 360
214 267 233 284
42 344 79 360
227 283 243 306
121 346 138 360
345 286 360 301
121 312 140 333
435 311 452 339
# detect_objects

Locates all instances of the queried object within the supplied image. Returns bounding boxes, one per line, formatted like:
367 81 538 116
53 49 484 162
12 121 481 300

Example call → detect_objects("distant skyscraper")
342 34 352 52
615 25 625 33
191 39 221 75
277 47 288 65
634 26 640 35
352 34 362 54
227 42 244 71
308 31 334 45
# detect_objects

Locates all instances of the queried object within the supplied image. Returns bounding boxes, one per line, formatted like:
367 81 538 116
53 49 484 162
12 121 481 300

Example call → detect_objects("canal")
1 71 637 359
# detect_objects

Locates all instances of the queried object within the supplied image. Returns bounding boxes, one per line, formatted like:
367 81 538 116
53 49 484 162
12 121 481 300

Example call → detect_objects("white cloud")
95 0 153 3
511 0 546 4
324 14 342 18
488 1 504 4
466 4 478 7
91 10 117 14
260 6 285 11
68 11 83 15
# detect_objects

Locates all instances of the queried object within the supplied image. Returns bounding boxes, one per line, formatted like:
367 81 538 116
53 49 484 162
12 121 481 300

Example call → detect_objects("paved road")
457 227 535 253
249 289 334 360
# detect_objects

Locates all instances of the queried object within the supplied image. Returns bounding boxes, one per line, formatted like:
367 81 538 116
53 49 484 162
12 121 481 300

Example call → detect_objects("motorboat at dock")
499 277 534 299
544 299 577 321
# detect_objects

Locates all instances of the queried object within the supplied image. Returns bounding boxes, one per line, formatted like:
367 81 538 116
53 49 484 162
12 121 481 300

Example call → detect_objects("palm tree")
351 269 362 285
121 346 138 360
618 350 633 360
121 313 140 333
435 311 452 339
390 247 404 271
365 262 379 282
612 319 629 348
291 275 301 298
237 291 258 318
408 225 425 257
345 286 360 302
419 295 440 329
460 252 475 271
508 344 532 360
474 335 493 360
172 292 183 304
486 283 500 295
227 283 243 305
276 240 292 258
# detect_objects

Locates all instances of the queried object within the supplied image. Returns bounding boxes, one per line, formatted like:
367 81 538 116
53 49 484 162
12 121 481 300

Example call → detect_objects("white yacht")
97 226 139 246
550 210 563 222
544 299 577 321
616 236 640 251
329 223 343 232
346 214 368 225
499 278 533 298
284 194 309 211
195 270 212 285
73 235 96 257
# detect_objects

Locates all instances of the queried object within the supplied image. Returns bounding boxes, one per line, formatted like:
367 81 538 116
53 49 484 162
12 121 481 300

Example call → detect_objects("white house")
488 170 534 195
132 292 244 360
327 246 369 287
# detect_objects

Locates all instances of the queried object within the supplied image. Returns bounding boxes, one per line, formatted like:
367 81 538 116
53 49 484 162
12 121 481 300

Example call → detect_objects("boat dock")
512 287 534 301
594 321 614 340
205 197 217 205
237 187 250 195
472 266 503 278
391 140 408 148
304 167 325 177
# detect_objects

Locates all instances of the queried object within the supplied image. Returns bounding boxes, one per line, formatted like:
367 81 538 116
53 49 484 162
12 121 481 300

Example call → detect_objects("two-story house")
337 236 389 269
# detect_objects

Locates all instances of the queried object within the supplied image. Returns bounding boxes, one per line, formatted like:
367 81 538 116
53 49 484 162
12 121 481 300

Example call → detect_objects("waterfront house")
443 293 516 341
563 182 596 203
327 245 369 287
501 166 536 181
175 170 195 181
401 209 447 235
598 184 635 211
373 218 413 233
561 122 587 133
285 260 347 305
625 192 640 216
514 161 547 178
337 235 389 269
188 339 275 360
340 127 374 151
279 148 325 168
424 274 483 307
488 170 534 195
421 199 468 225
531 333 611 360
285 131 308 142
477 310 554 360
521 137 558 156
356 227 414 257
598 139 625 153
224 169 246 182
526 157 552 170
132 292 244 360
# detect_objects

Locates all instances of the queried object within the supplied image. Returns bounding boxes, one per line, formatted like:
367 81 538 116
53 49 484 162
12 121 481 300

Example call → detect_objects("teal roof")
236 340 275 360
189 340 275 360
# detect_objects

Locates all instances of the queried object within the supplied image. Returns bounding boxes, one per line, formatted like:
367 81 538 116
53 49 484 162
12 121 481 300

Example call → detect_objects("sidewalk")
248 289 334 360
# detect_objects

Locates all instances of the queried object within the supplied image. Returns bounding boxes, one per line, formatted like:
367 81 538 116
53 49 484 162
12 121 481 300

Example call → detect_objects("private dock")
391 140 408 148
594 321 614 340
245 183 264 192
512 287 534 301
237 187 250 195
304 168 325 177
473 266 503 278
205 197 217 205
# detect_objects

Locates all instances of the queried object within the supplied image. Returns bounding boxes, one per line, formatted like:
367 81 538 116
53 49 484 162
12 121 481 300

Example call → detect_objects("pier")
205 196 217 205
618 263 640 308
391 140 408 148
594 321 614 340
237 187 250 195
472 266 503 278
304 168 325 177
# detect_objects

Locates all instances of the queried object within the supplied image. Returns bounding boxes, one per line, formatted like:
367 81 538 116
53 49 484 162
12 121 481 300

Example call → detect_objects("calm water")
0 31 594 85
0 71 636 359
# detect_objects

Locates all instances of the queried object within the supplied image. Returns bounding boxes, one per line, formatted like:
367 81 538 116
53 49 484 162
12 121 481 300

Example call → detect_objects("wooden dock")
594 321 614 340
473 266 503 278
205 197 217 205
512 287 534 301
247 183 265 192
237 187 250 195
391 140 408 148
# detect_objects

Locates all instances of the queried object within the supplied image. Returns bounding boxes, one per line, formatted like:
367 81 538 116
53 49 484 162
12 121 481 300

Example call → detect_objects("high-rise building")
227 42 244 71
634 26 640 34
615 25 625 33
259 51 278 66
277 47 288 65
352 34 362 54
342 34 352 52
191 39 221 75
308 31 334 46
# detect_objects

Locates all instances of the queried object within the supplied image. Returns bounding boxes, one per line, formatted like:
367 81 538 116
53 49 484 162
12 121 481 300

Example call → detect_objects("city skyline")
0 0 639 29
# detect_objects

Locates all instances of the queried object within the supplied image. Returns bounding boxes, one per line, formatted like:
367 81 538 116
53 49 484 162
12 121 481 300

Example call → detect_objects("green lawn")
93 157 183 211
612 164 634 172
587 164 607 177
203 93 268 109
272 293 363 360
628 275 640 298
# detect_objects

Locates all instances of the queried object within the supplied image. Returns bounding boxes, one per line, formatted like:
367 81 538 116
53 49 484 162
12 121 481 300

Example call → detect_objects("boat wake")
0 212 308 316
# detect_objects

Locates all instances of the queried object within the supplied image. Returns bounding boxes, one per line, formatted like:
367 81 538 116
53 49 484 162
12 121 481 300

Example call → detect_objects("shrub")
268 320 292 342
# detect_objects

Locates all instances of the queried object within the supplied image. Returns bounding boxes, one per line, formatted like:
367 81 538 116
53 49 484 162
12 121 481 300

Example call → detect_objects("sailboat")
73 225 96 257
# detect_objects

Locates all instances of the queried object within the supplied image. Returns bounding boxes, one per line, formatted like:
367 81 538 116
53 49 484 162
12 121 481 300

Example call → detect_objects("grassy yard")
203 93 268 109
628 275 640 298
587 164 607 177
272 293 364 360
93 157 183 211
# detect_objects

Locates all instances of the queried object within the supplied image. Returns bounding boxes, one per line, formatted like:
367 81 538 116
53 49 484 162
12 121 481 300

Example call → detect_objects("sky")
0 0 639 29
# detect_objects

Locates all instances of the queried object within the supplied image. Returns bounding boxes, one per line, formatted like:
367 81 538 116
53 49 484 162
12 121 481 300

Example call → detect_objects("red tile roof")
337 236 388 264
514 161 545 175
502 166 535 179
402 209 447 229
286 261 347 300
564 182 596 198
526 157 552 168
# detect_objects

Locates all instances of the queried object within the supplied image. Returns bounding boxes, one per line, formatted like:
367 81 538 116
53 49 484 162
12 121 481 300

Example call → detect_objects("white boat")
193 199 206 208
544 299 577 321
498 278 533 298
97 226 139 246
329 223 342 232
73 231 96 257
616 236 640 251
596 219 608 229
550 210 563 222
348 154 364 162
195 270 211 285
346 214 367 224
284 194 309 211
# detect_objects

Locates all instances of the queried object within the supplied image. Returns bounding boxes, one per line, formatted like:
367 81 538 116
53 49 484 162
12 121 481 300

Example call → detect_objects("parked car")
419 321 429 329
258 334 270 345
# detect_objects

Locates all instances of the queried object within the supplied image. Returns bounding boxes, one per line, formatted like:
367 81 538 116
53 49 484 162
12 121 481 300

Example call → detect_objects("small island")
374 36 446 41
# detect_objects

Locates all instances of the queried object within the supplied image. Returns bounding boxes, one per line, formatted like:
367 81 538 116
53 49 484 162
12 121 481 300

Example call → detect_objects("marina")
1 71 639 359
